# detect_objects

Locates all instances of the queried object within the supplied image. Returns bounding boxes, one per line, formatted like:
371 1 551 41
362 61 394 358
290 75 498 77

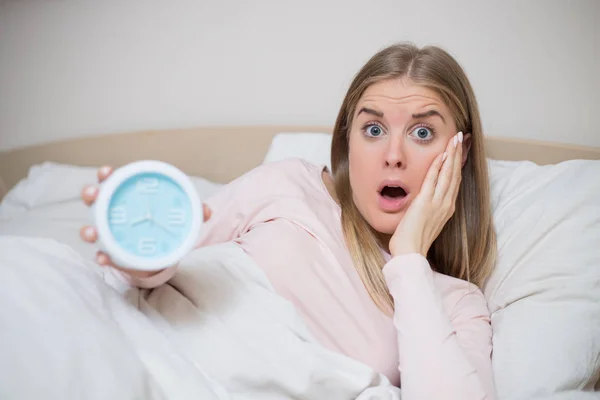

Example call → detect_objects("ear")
461 133 472 167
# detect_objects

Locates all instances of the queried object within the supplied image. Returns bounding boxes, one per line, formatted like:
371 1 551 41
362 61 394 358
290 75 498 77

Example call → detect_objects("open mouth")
380 185 407 199
378 182 409 212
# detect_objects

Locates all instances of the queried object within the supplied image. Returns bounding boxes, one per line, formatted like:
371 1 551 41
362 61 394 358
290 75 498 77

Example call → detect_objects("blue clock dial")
106 172 193 258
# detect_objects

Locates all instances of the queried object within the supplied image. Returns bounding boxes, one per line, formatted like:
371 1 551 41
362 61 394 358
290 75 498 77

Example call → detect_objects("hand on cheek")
389 132 464 258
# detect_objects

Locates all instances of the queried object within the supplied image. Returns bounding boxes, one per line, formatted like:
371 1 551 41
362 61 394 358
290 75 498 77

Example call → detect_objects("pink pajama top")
129 158 496 399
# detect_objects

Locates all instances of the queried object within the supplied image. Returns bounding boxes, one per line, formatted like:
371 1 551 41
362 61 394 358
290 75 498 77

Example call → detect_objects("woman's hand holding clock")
80 165 212 278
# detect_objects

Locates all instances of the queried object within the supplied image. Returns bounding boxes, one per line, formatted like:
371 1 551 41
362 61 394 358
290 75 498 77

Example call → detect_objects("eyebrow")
412 110 446 124
356 107 384 118
356 107 446 124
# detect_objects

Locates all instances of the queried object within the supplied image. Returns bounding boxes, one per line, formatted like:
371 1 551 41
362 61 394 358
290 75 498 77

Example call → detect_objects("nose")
384 135 405 168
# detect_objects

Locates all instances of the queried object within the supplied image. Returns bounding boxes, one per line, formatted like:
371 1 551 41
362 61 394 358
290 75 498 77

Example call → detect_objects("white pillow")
263 132 333 170
0 162 223 259
484 158 600 399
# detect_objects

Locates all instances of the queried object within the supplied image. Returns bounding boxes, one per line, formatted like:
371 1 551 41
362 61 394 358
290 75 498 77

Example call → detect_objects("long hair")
331 43 497 315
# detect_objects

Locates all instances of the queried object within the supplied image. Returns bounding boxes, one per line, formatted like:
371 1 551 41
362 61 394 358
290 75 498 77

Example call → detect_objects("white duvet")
0 235 401 400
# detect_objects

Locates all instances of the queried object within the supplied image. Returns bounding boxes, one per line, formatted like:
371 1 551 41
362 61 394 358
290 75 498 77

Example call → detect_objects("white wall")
1 0 598 151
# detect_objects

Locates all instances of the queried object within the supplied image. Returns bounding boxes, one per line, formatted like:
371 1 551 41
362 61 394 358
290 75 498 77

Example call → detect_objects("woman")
80 42 498 399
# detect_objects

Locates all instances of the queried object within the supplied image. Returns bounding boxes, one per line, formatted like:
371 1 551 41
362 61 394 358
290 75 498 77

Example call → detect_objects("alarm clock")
92 160 203 271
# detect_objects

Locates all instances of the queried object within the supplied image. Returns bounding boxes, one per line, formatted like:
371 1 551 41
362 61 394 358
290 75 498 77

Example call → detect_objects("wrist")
390 243 424 258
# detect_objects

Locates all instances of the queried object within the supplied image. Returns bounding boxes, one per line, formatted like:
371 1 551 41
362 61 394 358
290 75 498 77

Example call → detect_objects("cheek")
348 133 378 198
407 144 442 188
348 132 368 173
348 131 382 165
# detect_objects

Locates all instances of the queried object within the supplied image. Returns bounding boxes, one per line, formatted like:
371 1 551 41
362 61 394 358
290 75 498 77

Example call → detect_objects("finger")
203 203 212 222
95 251 114 267
81 185 99 206
80 225 98 243
446 133 464 201
97 166 113 183
82 166 113 206
433 132 461 201
96 252 130 274
420 151 445 199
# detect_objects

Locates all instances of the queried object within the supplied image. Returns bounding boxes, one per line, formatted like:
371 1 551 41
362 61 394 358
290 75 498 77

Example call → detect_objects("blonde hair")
331 42 497 315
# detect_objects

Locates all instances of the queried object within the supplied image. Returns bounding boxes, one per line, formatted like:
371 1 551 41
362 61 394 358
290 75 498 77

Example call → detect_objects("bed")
0 126 599 400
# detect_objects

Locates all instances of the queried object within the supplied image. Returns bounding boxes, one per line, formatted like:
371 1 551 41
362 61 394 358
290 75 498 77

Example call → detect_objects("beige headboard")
1 125 600 199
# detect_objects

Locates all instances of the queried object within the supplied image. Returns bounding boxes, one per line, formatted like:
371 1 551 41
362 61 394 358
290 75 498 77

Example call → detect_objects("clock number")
168 208 185 225
110 206 127 225
138 238 157 255
137 177 159 194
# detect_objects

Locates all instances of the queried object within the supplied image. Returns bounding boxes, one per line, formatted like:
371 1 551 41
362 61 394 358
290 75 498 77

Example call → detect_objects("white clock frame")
93 160 203 271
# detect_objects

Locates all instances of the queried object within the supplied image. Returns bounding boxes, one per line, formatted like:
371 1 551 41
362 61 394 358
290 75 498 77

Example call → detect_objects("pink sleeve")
119 163 278 288
383 253 496 400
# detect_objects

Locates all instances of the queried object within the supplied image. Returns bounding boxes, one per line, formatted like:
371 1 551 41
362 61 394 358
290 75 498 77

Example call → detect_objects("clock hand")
131 213 151 227
146 195 151 215
152 219 177 237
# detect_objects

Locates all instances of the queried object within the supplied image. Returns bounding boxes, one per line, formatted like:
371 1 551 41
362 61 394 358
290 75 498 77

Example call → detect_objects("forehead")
357 78 446 113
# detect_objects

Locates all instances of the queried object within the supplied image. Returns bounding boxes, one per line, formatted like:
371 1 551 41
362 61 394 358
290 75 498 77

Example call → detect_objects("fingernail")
453 135 458 147
96 253 107 264
84 226 95 239
442 152 447 162
99 166 111 176
458 131 464 143
84 186 97 197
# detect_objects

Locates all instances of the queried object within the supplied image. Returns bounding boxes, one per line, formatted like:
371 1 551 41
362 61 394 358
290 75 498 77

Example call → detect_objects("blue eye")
410 126 434 141
364 124 384 137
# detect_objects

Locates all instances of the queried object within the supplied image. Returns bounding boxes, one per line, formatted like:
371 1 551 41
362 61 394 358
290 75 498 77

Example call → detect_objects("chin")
364 209 405 236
